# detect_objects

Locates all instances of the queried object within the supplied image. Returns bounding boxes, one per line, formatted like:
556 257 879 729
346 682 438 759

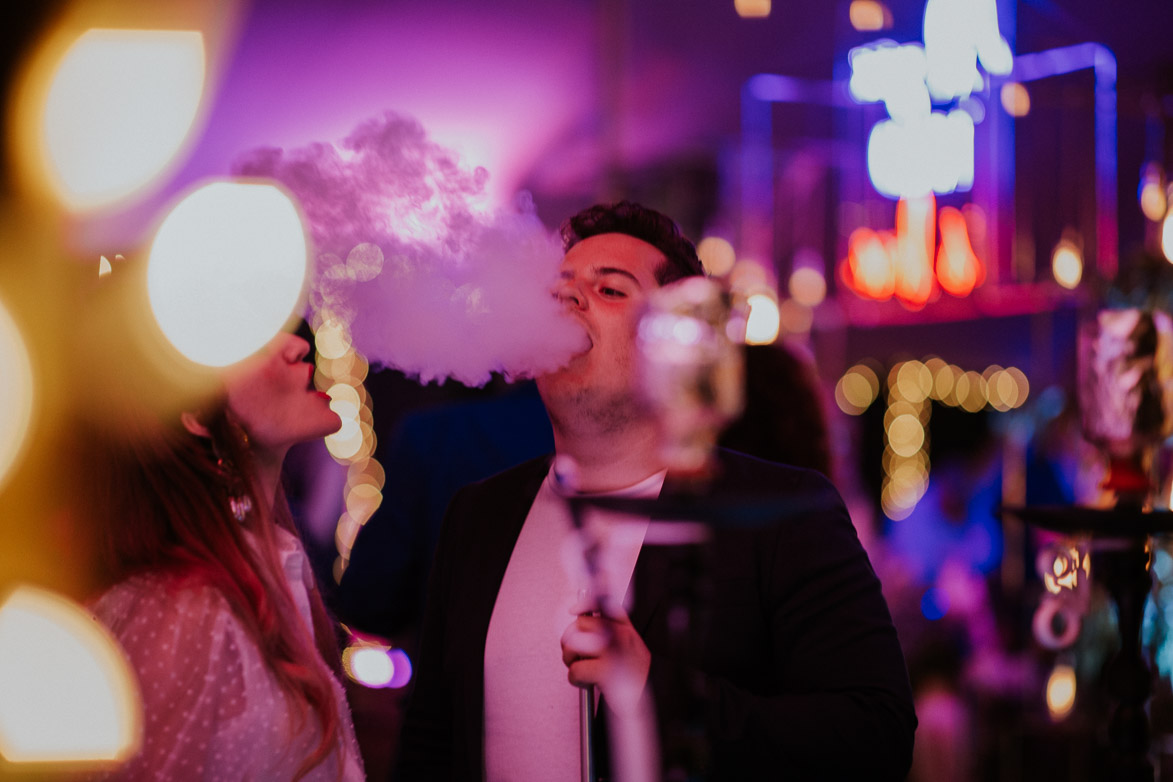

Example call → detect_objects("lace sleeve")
89 575 259 780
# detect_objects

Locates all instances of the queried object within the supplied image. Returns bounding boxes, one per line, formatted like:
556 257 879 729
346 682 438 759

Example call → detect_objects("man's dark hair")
560 200 705 285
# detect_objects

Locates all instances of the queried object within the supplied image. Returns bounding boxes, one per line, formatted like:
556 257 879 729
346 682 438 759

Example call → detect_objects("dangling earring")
228 493 253 523
213 421 253 524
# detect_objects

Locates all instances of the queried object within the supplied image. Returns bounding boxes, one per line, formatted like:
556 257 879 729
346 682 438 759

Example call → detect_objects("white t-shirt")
483 466 665 782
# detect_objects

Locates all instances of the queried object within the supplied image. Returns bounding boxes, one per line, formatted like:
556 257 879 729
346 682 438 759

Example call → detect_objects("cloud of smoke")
234 111 586 386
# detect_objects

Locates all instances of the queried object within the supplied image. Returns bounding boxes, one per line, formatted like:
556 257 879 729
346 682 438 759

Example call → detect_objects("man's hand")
560 611 651 713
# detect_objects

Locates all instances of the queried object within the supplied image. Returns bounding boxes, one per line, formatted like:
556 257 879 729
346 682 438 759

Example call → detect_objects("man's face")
536 232 665 432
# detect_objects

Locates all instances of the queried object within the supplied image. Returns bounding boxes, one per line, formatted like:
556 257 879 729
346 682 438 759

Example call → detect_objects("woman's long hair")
78 399 342 780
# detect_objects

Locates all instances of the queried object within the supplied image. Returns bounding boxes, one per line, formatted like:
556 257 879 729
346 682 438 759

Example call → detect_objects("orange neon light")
844 227 896 300
893 194 935 308
841 196 986 307
935 206 985 296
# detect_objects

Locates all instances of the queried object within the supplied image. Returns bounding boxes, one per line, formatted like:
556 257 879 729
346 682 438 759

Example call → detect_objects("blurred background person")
75 331 365 781
717 342 833 477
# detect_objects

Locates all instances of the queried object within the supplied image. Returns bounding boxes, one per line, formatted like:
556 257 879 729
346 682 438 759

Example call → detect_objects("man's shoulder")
450 452 554 503
712 447 835 494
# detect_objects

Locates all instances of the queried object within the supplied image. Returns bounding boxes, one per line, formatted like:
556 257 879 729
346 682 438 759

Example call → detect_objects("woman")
81 332 364 781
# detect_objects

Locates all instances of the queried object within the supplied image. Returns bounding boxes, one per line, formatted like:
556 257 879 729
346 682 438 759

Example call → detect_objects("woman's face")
223 333 341 453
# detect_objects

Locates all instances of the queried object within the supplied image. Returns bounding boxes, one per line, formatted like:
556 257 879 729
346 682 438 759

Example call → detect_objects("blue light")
748 73 802 103
921 587 950 621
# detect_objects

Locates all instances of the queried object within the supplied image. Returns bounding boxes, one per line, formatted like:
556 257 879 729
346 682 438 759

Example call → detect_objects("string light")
1045 663 1077 721
313 309 384 584
839 357 1030 520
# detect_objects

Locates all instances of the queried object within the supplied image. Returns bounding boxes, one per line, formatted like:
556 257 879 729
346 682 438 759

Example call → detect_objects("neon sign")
841 194 986 309
849 0 1011 199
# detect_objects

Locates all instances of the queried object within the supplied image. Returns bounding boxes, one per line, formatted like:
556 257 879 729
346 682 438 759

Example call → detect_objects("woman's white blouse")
90 528 365 781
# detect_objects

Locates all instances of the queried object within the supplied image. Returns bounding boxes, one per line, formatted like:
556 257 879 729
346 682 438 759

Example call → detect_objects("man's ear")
180 411 212 439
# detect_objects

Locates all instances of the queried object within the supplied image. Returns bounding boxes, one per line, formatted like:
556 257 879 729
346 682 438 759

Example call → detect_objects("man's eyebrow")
592 266 642 285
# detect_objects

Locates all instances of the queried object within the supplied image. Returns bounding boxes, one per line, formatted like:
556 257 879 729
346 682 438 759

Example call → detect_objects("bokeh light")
343 644 395 688
895 360 933 404
778 299 813 335
986 367 1013 411
920 587 949 621
327 383 362 418
315 318 353 360
344 243 385 282
341 642 412 690
999 82 1031 117
315 320 382 581
696 236 736 277
348 458 386 490
326 419 368 462
728 259 770 293
387 648 413 688
346 483 384 526
1163 209 1173 264
929 360 953 401
745 294 780 345
148 181 308 367
958 370 987 412
38 29 205 211
1138 163 1167 222
788 266 827 307
0 585 141 763
335 513 362 555
734 0 771 18
871 356 1029 521
1046 663 1077 721
0 299 34 493
835 363 880 415
887 414 926 457
849 0 892 31
1006 369 1027 407
1052 238 1083 289
885 398 929 427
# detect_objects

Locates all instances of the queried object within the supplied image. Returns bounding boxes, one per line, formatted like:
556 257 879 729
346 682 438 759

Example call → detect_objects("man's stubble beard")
545 385 649 438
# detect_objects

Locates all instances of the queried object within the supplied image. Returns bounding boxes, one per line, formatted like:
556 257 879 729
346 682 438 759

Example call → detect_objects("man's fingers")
561 624 608 664
567 658 603 688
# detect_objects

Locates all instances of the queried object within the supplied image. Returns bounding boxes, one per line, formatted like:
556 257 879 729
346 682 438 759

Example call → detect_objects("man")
398 201 916 780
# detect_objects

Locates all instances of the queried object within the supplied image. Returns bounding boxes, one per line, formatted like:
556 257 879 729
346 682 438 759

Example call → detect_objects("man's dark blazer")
397 449 916 780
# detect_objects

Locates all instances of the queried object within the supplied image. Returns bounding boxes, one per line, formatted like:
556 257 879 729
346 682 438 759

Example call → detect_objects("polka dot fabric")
88 529 364 781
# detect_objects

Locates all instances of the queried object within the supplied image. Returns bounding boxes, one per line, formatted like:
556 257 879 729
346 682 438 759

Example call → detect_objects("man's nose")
554 278 586 310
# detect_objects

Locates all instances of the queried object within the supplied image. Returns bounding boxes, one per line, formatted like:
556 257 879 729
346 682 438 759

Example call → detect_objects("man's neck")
550 423 665 493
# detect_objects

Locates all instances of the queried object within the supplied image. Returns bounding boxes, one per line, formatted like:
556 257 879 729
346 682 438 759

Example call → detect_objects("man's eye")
600 286 626 298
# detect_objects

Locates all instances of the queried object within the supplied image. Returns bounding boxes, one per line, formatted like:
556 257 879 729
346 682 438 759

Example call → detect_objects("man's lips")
572 333 594 359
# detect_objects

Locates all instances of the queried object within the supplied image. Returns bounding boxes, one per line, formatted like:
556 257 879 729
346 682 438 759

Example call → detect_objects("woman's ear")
180 411 212 439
